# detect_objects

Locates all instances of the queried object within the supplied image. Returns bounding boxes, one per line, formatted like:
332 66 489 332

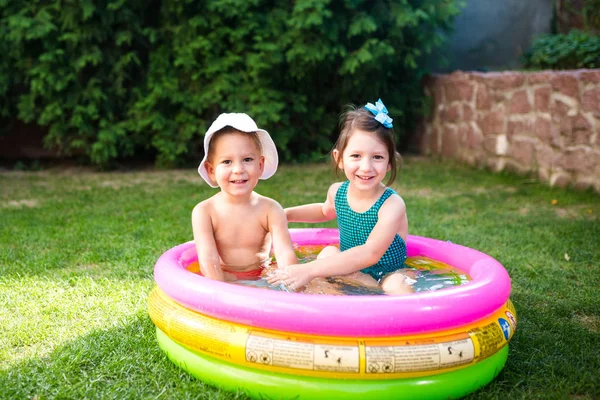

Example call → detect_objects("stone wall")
418 69 600 192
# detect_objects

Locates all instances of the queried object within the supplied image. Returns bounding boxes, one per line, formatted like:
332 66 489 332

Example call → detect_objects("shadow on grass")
0 313 250 400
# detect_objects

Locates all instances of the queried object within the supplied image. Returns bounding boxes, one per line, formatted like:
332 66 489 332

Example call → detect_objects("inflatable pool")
149 228 516 399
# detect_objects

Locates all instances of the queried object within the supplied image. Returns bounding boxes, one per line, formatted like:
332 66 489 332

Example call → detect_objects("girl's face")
334 129 391 190
205 133 264 197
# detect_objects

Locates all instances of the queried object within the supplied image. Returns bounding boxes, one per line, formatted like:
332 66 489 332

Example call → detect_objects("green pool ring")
156 328 508 400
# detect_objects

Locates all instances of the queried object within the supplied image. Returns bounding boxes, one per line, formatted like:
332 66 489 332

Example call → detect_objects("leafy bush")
0 0 151 166
0 0 462 167
521 30 600 70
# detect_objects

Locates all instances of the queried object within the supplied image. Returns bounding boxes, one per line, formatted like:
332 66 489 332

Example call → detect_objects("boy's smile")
205 132 265 197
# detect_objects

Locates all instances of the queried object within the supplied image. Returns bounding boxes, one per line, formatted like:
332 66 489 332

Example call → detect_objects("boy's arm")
284 183 339 222
191 203 225 281
267 201 298 268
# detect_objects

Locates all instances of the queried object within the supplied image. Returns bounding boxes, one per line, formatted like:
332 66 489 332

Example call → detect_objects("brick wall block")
442 104 461 123
441 125 459 157
534 117 560 146
534 87 551 112
528 71 555 85
580 70 600 84
445 81 474 102
550 172 572 188
511 138 534 166
466 123 484 150
479 108 506 136
476 85 492 110
485 72 526 89
564 113 593 146
557 148 596 172
551 74 579 98
510 90 532 114
535 143 555 169
507 119 534 139
483 136 498 155
551 97 575 120
463 104 475 121
582 88 600 117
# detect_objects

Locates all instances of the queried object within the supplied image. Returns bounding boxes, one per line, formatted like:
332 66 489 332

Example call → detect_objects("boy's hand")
199 254 225 281
223 271 238 281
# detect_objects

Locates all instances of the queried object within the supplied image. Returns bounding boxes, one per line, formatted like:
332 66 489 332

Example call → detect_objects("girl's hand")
267 264 315 292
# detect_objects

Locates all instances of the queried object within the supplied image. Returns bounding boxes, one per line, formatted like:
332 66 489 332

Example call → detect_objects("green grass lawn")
1 158 598 399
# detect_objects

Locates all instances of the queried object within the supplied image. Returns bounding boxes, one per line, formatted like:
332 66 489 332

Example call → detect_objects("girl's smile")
336 129 391 191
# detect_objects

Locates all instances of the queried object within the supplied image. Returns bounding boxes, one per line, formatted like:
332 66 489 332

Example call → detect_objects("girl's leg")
343 271 380 288
300 246 343 295
317 247 381 290
381 271 414 295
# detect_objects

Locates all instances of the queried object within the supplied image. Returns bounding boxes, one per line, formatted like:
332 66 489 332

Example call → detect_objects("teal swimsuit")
335 181 407 282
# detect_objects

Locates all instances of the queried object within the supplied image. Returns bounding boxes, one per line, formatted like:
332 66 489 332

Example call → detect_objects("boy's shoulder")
192 193 219 213
253 192 283 209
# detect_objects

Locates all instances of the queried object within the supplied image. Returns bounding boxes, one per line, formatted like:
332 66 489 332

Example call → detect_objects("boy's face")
205 132 265 196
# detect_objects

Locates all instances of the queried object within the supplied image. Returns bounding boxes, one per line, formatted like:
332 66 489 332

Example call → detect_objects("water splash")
235 245 471 295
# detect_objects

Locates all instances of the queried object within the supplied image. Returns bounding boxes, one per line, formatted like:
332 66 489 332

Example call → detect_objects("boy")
192 113 297 281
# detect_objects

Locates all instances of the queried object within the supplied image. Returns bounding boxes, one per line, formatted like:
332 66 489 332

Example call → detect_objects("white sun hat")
198 113 279 188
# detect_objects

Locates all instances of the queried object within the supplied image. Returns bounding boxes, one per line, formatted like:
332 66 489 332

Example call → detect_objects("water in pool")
235 244 471 295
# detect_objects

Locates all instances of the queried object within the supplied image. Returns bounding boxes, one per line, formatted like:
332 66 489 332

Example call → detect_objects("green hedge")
0 0 462 167
521 30 600 70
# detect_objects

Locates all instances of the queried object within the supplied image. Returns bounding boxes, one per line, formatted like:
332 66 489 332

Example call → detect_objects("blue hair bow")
364 99 393 128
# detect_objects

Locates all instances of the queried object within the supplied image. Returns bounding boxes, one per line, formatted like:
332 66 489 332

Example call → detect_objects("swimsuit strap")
373 187 395 211
335 181 396 216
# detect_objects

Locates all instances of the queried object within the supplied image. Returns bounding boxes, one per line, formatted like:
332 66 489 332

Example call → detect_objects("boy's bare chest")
212 206 268 241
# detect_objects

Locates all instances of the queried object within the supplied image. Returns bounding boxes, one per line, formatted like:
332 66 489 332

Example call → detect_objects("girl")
268 99 412 295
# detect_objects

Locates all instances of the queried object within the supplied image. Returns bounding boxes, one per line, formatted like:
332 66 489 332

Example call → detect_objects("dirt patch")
94 172 202 190
473 185 518 195
1 199 40 208
518 207 530 215
554 206 598 220
399 185 518 199
574 314 600 333
412 188 435 197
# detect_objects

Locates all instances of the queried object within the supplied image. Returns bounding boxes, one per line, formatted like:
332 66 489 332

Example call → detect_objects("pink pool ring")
153 228 511 337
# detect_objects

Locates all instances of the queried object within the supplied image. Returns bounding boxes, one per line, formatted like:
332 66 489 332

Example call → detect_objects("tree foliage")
1 0 462 167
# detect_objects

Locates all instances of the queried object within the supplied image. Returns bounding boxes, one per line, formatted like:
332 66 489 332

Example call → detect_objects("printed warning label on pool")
246 334 359 372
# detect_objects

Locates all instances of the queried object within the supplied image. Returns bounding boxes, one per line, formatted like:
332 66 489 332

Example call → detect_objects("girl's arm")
285 183 339 223
270 195 407 289
267 200 298 268
191 203 225 281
